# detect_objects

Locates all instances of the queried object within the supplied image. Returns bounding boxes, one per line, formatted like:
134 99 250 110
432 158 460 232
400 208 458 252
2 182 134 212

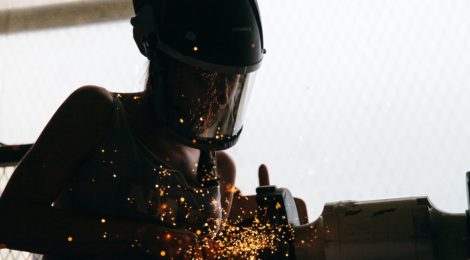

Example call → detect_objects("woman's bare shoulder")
0 86 116 206
67 85 114 107
45 85 116 136
43 85 116 147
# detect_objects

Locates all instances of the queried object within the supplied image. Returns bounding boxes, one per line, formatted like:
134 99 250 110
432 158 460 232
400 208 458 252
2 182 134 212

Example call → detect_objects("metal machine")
249 174 470 259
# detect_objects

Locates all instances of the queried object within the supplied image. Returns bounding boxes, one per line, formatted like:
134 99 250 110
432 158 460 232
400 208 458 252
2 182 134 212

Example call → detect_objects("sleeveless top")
47 93 222 259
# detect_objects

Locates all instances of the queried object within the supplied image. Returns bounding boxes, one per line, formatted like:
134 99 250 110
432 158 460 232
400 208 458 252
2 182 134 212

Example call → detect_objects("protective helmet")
131 0 265 150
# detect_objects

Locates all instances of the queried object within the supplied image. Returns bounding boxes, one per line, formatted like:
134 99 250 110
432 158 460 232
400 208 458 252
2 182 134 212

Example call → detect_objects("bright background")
1 0 470 225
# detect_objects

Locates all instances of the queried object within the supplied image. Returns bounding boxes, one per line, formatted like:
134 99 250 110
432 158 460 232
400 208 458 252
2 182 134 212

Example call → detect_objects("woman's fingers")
258 164 270 186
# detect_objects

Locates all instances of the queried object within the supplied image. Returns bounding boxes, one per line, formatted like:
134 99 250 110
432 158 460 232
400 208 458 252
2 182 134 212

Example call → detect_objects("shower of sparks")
169 219 292 259
79 142 295 259
193 217 294 259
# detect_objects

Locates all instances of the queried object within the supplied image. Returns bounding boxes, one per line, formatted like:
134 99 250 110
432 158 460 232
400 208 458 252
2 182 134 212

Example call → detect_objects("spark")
207 218 293 259
225 184 239 193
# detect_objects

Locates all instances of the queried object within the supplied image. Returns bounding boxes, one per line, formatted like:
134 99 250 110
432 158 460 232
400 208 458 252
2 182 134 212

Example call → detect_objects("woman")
0 0 265 259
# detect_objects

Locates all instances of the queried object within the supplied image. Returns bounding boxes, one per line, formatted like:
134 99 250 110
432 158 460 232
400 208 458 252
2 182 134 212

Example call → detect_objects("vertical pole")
467 172 470 209
466 172 470 258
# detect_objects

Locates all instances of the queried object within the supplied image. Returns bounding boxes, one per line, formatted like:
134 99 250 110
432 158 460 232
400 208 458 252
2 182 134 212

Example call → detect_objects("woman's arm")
215 151 236 221
0 86 197 257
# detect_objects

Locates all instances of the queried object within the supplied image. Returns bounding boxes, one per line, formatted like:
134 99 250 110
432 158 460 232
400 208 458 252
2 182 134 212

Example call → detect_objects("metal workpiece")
292 197 468 260
321 198 433 259
256 185 300 227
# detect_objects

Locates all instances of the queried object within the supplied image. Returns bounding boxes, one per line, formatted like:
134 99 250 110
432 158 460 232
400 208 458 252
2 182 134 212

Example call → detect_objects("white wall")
1 0 470 220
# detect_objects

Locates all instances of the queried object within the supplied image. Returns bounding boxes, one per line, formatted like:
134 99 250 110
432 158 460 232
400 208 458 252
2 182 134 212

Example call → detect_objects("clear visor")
166 63 256 149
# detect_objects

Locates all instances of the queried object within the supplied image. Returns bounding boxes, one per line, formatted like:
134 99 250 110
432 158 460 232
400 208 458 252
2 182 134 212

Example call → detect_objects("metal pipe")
0 0 133 34
0 144 32 167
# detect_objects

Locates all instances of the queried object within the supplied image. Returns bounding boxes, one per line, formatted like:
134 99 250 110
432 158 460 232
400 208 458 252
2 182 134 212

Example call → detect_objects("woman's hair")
144 51 169 95
144 61 153 94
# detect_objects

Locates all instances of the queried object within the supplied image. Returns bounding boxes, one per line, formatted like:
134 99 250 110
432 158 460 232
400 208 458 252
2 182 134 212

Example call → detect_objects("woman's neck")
119 92 201 184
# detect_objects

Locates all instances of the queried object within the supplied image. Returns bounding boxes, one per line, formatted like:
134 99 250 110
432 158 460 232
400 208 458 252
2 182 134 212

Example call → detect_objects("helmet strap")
148 51 169 129
131 4 157 59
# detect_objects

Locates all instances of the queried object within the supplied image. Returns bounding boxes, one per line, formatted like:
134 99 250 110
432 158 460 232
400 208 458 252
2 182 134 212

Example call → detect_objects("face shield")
132 0 265 150
165 61 256 150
